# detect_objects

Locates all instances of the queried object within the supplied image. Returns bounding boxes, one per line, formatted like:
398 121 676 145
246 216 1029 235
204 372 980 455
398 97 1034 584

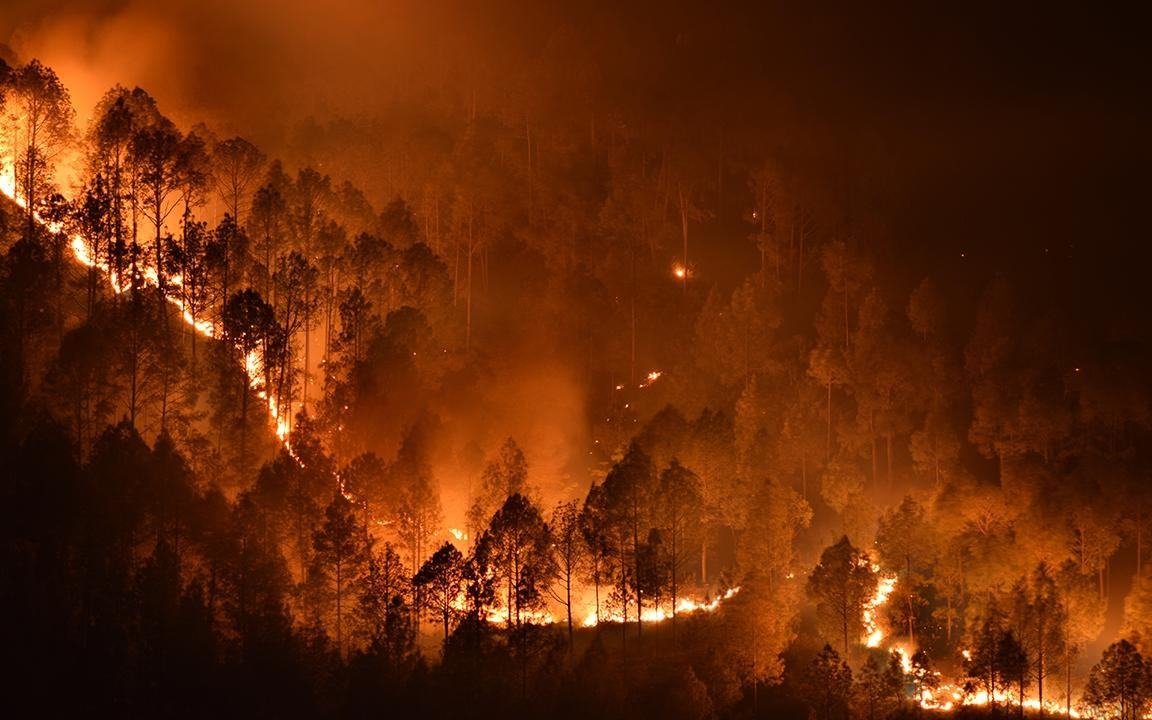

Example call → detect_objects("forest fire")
866 569 1084 716
1 9 1146 718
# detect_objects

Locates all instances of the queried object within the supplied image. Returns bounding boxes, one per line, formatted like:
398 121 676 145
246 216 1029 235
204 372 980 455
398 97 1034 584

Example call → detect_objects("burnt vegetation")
1 6 1151 719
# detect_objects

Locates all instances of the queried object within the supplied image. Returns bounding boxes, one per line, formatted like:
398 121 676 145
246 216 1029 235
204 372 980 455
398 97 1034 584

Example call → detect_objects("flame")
867 568 1082 716
673 264 686 279
862 563 897 647
581 586 740 627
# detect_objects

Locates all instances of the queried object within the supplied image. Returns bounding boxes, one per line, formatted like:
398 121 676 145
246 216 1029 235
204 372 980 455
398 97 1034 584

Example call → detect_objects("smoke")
2 1 488 142
433 358 589 531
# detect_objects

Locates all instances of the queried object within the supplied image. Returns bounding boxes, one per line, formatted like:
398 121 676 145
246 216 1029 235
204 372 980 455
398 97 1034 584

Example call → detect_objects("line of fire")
1 6 1149 719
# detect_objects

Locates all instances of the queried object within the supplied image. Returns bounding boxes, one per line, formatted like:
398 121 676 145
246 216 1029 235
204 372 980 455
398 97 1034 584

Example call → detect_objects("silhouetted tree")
807 535 878 661
485 492 551 629
1084 639 1152 720
413 541 465 643
802 644 853 720
3 59 74 233
852 651 906 720
312 490 370 654
548 500 584 649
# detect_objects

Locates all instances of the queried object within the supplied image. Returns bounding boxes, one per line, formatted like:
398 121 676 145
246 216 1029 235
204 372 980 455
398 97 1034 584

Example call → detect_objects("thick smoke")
2 1 510 142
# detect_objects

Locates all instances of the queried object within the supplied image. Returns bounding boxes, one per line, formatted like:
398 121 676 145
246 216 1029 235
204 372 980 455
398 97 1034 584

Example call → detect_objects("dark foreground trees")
1084 639 1152 720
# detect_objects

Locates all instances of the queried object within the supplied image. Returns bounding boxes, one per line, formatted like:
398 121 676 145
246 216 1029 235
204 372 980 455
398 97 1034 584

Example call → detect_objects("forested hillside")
1 6 1151 717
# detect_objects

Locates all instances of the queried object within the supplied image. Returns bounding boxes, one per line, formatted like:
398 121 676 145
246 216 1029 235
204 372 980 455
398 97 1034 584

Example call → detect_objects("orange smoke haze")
1 1 553 152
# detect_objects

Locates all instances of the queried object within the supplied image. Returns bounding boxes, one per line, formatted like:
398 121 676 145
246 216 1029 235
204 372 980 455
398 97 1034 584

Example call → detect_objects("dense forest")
1 5 1151 719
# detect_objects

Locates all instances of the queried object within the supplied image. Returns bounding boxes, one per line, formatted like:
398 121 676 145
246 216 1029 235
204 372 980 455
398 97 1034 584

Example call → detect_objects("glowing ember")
673 264 686 279
638 370 662 389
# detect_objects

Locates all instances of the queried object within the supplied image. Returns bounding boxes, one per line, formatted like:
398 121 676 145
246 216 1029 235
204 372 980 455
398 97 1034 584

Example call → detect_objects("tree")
965 610 1028 711
413 542 465 642
390 425 442 575
1012 562 1068 712
333 286 379 369
312 490 370 655
807 535 878 661
208 214 252 338
739 477 812 592
211 136 265 225
132 115 182 290
875 496 934 645
339 452 388 535
287 167 331 411
355 543 413 660
248 180 287 295
483 492 552 629
852 652 906 720
600 441 655 636
715 575 799 706
221 288 279 476
70 173 116 318
270 250 320 426
4 59 74 233
802 644 853 720
658 458 702 623
1069 506 1122 602
579 481 613 626
86 86 163 277
1083 639 1152 720
548 500 585 650
467 437 530 539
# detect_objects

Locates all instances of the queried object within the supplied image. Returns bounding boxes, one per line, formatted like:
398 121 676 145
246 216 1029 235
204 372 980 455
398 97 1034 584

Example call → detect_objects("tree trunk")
465 204 474 350
826 378 833 459
335 558 343 656
566 572 573 650
677 183 689 294
701 538 707 587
